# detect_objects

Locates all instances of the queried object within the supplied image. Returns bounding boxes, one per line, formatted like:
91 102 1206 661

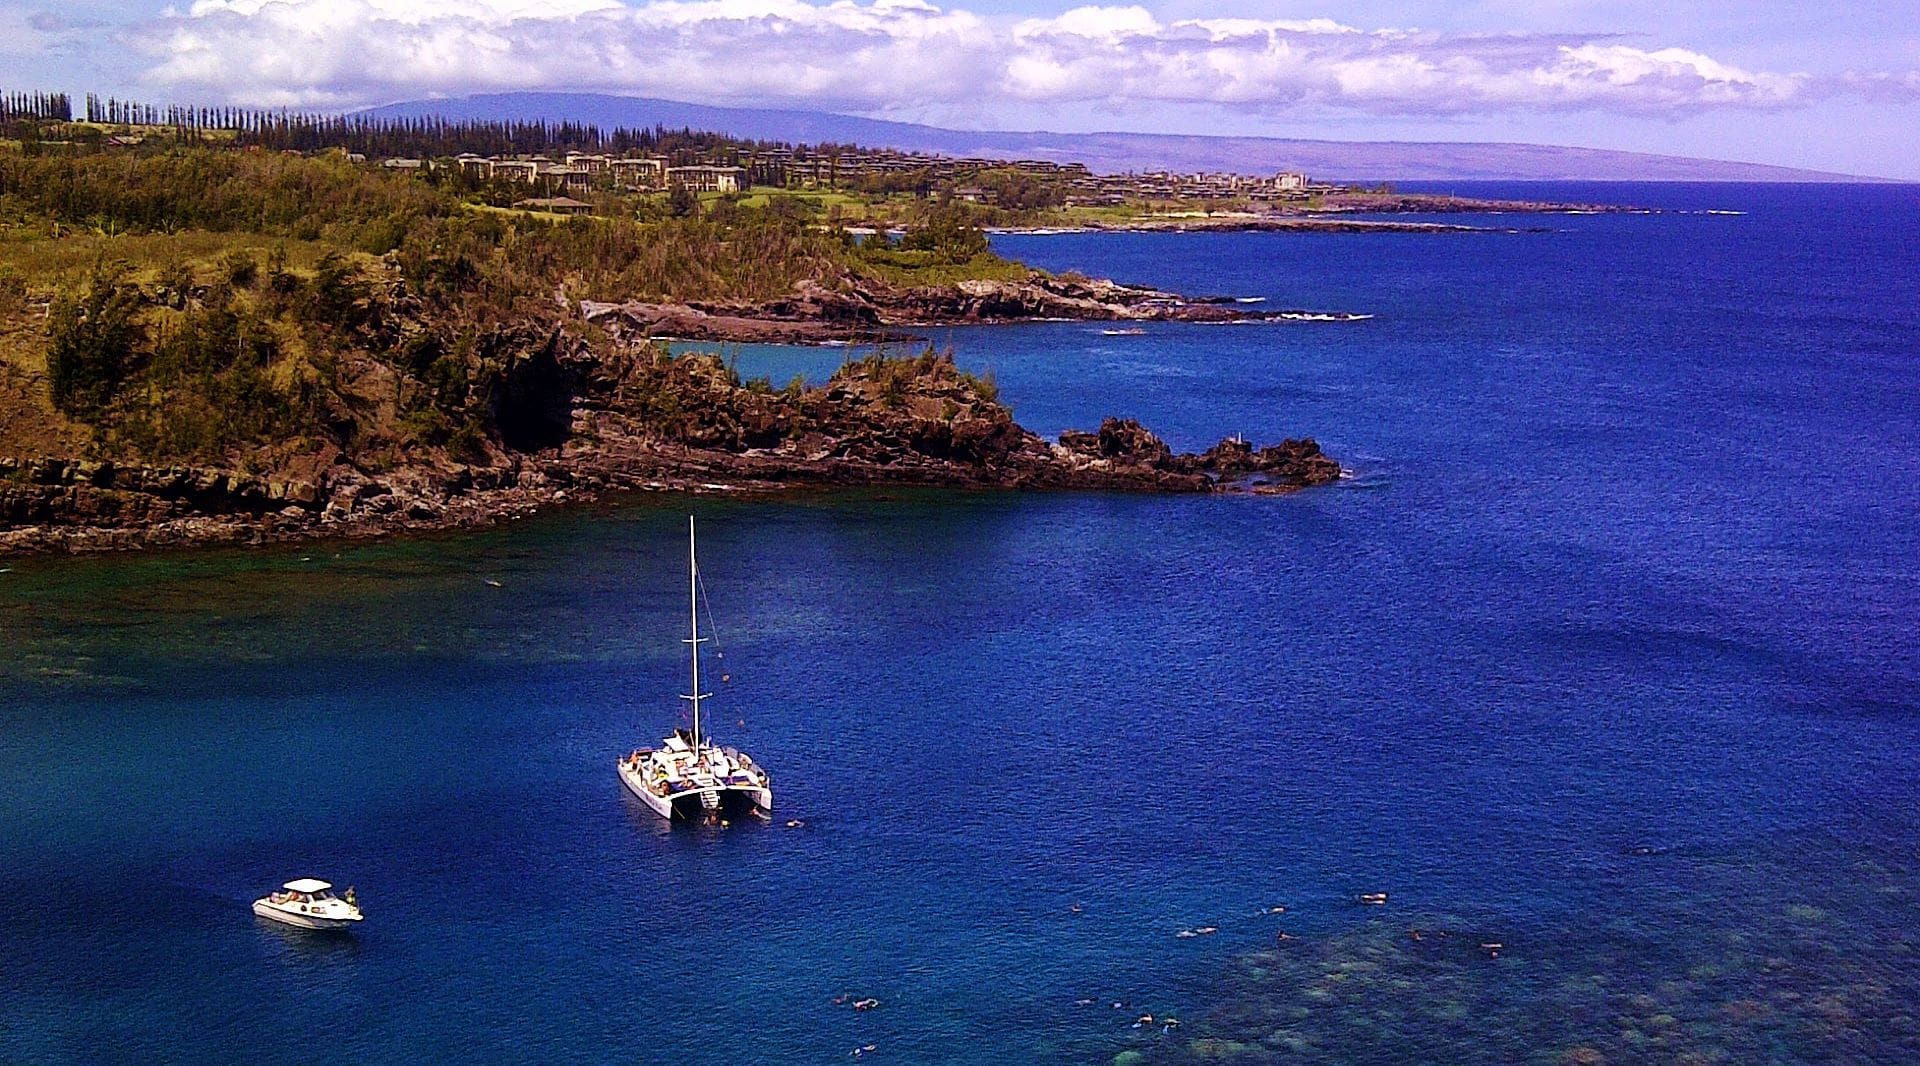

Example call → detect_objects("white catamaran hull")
619 763 675 819
619 764 770 821
251 900 362 930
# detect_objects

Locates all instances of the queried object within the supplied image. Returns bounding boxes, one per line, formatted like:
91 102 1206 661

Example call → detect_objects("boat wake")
1202 311 1375 324
1336 465 1392 490
1275 311 1374 323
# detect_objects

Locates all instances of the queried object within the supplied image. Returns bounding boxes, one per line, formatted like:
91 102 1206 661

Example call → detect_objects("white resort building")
667 165 746 193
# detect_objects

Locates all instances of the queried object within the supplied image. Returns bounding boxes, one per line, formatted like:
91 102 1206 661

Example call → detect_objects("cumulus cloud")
126 0 1905 116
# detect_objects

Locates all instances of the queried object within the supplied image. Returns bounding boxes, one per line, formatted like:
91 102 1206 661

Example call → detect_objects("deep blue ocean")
3 183 1918 1064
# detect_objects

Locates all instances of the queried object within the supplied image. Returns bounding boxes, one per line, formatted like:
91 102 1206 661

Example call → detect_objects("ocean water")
3 183 1918 1064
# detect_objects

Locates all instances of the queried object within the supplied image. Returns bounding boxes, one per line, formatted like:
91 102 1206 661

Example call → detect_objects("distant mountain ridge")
360 92 1879 183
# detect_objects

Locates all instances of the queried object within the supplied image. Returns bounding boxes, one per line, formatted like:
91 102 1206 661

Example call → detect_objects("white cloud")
184 0 624 21
1013 6 1162 43
0 9 87 59
1840 69 1920 102
127 0 1910 116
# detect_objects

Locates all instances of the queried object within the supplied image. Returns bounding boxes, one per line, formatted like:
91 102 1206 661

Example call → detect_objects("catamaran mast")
686 515 704 750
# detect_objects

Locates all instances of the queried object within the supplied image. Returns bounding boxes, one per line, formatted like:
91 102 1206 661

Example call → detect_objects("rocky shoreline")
0 347 1341 557
994 217 1518 237
582 272 1368 345
1307 192 1638 214
984 194 1637 239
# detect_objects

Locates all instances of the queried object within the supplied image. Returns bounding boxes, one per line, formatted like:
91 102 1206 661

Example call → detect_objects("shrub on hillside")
46 268 145 415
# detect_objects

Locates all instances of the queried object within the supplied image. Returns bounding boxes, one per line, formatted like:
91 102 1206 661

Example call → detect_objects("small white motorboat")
252 878 364 930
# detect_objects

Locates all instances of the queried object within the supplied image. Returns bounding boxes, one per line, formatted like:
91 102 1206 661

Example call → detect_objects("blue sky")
7 0 1917 177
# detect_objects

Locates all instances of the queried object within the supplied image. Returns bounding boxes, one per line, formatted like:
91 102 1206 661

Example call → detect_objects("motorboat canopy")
253 877 363 929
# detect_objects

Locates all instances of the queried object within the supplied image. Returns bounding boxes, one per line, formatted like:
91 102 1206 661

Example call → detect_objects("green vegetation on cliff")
0 149 1007 303
0 145 1020 472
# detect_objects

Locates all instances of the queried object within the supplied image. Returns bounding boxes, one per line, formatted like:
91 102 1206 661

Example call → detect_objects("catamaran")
618 517 773 822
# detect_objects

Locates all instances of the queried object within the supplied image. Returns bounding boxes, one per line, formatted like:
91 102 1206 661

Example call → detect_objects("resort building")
667 165 746 193
489 159 540 183
546 166 594 193
609 157 667 189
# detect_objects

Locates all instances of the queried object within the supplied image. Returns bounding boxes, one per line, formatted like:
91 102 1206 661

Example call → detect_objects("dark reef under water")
1130 832 1920 1065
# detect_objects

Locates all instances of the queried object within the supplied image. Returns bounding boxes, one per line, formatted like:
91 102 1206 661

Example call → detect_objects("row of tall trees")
235 114 765 159
0 91 71 123
8 87 808 161
82 95 203 127
9 89 989 202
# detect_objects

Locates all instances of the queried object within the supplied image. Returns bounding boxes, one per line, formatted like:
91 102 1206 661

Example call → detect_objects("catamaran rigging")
617 516 773 822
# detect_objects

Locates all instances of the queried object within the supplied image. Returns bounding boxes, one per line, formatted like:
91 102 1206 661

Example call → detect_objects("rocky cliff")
0 342 1340 555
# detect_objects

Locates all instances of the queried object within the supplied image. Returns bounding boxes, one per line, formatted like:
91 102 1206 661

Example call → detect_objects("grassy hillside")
0 146 1023 477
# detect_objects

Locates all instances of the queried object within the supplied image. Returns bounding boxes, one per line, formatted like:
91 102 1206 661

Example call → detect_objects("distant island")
0 95 1353 555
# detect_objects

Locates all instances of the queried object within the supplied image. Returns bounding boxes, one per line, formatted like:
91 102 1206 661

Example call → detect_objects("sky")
7 0 1918 177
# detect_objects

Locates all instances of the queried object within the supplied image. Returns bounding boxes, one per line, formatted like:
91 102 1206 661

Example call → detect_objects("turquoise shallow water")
2 183 1918 1063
